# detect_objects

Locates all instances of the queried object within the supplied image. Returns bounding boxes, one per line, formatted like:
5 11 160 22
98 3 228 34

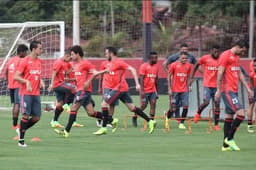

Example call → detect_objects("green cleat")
221 146 232 152
51 120 64 128
62 104 71 113
54 129 69 138
224 138 240 151
72 122 84 127
148 120 156 134
248 125 255 133
93 127 107 135
111 118 119 133
165 115 169 129
178 123 186 129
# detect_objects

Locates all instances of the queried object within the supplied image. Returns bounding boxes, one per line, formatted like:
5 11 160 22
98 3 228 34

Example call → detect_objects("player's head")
210 45 220 59
70 45 84 61
179 52 188 64
63 48 71 62
233 40 249 55
149 51 158 65
179 43 189 53
105 46 117 61
17 44 28 58
30 40 42 56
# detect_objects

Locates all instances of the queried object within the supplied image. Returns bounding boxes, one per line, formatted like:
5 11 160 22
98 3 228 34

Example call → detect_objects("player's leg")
194 87 211 123
179 92 188 129
51 86 65 127
213 98 221 130
247 89 256 133
148 92 158 120
12 88 20 128
133 93 148 127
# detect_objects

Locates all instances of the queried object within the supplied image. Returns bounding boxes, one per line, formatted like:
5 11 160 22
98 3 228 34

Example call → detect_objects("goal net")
0 21 65 111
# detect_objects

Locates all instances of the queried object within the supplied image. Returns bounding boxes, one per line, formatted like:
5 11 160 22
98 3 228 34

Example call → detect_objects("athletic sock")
26 118 37 129
133 107 150 122
65 111 77 132
180 107 188 123
166 109 173 119
108 115 113 124
19 118 29 140
248 119 252 126
228 115 244 140
150 114 155 120
197 101 209 114
102 107 109 127
13 117 18 126
53 106 63 121
223 118 233 147
214 111 220 125
94 111 103 119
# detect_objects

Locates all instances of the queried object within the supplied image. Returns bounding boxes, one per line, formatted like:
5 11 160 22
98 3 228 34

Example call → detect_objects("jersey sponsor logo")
207 66 218 71
30 70 41 74
9 63 15 70
230 67 240 71
109 71 115 75
147 74 157 78
75 72 82 75
176 73 187 77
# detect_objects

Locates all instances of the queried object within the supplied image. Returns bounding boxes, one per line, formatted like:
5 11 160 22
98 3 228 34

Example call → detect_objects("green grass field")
0 95 255 170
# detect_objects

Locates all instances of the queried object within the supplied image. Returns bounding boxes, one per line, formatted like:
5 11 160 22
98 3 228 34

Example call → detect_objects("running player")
132 52 159 127
190 45 221 130
5 44 28 129
215 40 253 151
93 47 156 135
14 40 45 147
166 52 192 129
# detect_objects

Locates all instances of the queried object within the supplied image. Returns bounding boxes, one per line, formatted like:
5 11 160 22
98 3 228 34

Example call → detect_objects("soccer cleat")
165 115 169 129
54 129 69 138
72 122 84 127
62 104 71 113
248 125 254 133
214 125 221 131
111 118 119 133
148 120 156 134
96 119 102 127
93 127 107 135
132 116 138 127
18 140 27 148
224 138 240 151
12 124 20 129
221 146 232 151
51 120 64 128
194 113 200 123
178 123 186 129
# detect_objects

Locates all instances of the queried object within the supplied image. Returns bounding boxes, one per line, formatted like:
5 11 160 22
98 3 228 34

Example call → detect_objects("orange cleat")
194 113 200 123
214 125 221 131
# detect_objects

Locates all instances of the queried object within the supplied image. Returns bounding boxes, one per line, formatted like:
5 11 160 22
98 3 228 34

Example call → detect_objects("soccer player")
93 47 156 135
48 49 83 128
166 52 192 129
132 52 159 127
54 45 108 138
215 40 253 151
14 40 45 147
163 43 197 119
190 45 221 130
247 59 256 133
5 44 28 129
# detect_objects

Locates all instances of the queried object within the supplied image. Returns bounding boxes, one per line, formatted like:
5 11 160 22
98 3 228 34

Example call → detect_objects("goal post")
0 21 65 110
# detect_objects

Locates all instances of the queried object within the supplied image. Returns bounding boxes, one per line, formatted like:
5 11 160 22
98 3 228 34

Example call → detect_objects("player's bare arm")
162 60 169 74
215 66 225 101
190 63 200 86
14 70 32 92
48 70 57 92
239 70 253 98
127 65 140 91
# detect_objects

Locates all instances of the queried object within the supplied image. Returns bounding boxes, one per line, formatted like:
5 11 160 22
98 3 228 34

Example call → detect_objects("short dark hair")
212 44 220 49
71 45 84 57
65 47 72 55
30 40 41 51
235 40 249 49
180 43 188 48
253 58 256 62
150 51 157 56
17 44 28 54
105 46 117 55
180 52 188 56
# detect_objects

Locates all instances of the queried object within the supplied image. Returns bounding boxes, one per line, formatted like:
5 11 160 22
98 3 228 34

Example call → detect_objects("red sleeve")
99 61 105 71
156 65 159 76
17 58 27 74
198 56 205 65
250 72 254 79
219 53 229 68
53 60 62 72
188 64 193 75
250 60 254 73
139 64 146 76
169 63 175 74
118 60 129 70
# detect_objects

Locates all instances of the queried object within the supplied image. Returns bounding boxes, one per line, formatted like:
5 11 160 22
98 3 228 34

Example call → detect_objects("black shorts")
9 88 20 104
54 82 76 103
103 88 119 106
141 91 158 107
104 90 133 105
74 90 95 107
221 91 243 114
21 95 41 117
170 92 189 107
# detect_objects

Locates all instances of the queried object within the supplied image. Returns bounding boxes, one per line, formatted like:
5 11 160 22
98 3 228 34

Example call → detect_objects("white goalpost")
0 21 65 111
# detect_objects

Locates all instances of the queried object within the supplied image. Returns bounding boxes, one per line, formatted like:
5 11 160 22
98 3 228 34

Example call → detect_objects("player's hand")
168 88 172 96
48 84 53 92
140 91 145 99
189 85 192 92
26 81 32 92
248 88 254 98
64 77 69 82
135 84 141 91
83 82 90 91
189 78 194 86
98 88 102 94
215 89 221 101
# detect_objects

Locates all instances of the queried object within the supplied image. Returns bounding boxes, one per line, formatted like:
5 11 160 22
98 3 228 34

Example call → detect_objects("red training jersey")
139 62 159 93
52 59 67 88
198 54 218 88
169 61 192 92
99 60 112 89
6 56 21 89
249 60 254 73
219 50 240 92
74 59 95 92
18 56 42 96
64 61 76 86
249 71 256 88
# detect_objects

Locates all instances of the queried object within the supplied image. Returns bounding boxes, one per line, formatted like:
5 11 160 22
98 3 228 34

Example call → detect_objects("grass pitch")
0 95 255 170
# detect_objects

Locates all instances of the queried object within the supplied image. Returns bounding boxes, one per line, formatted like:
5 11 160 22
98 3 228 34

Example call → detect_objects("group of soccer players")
5 39 255 151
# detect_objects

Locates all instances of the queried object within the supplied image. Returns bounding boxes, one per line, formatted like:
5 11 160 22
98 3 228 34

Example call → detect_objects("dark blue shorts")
103 88 119 106
104 90 133 105
54 82 76 103
249 88 256 104
203 87 218 102
21 95 41 117
74 91 95 107
170 92 189 107
141 91 158 107
9 88 20 104
221 91 243 114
